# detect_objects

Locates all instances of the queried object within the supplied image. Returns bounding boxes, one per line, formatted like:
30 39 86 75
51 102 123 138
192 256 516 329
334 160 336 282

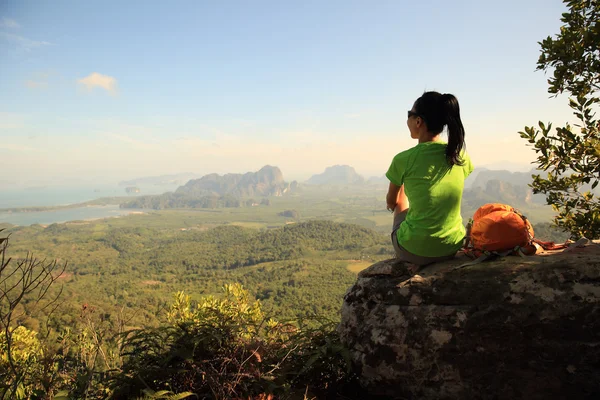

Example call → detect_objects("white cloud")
0 17 20 29
77 72 118 94
0 32 51 51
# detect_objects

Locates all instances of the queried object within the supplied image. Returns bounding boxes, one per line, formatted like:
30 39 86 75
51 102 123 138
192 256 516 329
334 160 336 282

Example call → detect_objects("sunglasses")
407 110 420 119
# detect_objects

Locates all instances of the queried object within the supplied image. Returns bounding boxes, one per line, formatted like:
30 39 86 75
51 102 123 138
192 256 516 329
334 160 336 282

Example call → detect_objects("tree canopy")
520 0 600 239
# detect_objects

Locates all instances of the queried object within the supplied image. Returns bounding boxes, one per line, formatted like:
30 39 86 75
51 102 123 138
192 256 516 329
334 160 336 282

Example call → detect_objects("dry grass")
141 280 161 285
345 261 372 273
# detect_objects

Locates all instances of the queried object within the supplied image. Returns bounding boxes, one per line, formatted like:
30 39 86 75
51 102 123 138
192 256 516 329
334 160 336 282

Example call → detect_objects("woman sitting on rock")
386 91 473 266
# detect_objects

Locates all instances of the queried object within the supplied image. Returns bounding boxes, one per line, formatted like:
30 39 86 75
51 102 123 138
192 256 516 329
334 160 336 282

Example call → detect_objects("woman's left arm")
386 182 401 212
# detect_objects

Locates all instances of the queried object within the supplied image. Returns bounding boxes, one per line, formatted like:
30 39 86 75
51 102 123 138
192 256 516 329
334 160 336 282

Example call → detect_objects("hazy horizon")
0 159 537 189
1 0 572 187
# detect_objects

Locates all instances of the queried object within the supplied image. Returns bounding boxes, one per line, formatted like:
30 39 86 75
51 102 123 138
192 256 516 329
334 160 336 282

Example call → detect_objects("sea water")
0 205 145 226
0 183 178 226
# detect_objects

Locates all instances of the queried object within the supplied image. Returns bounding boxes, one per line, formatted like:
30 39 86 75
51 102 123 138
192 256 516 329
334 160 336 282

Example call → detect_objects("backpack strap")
454 253 491 269
515 209 573 251
532 238 570 251
514 208 535 242
515 209 568 252
462 218 474 250
454 248 515 270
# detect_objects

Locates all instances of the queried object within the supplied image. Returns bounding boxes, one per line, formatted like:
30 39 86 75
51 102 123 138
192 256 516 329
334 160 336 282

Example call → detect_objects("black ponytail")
413 91 466 166
440 93 465 166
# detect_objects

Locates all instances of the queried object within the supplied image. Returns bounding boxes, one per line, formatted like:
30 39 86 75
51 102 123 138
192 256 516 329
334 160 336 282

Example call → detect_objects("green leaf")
167 392 197 400
54 390 71 400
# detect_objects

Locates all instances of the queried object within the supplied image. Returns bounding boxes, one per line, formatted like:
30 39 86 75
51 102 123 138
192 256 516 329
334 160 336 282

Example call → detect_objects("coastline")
58 210 149 226
0 196 134 214
0 205 147 227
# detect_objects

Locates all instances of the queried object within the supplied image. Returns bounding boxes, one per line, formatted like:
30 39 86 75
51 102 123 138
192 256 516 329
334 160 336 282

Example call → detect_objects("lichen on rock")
339 241 600 399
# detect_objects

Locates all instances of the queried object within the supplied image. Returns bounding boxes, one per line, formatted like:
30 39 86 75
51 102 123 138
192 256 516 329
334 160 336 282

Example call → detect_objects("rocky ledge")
339 241 600 399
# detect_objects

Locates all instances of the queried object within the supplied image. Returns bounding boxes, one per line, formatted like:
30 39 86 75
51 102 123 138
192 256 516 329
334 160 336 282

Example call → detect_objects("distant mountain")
120 166 296 210
482 179 545 205
119 173 201 186
462 179 549 221
464 168 488 189
306 165 364 185
467 167 599 195
176 165 292 197
467 168 536 189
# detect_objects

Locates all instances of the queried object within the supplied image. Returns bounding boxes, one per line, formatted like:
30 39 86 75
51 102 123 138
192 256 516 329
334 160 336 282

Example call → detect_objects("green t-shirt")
386 141 474 257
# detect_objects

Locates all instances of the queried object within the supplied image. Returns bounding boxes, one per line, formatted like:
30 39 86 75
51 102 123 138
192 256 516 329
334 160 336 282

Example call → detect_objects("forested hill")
6 219 390 330
149 220 385 270
44 220 386 271
13 220 388 274
120 165 298 209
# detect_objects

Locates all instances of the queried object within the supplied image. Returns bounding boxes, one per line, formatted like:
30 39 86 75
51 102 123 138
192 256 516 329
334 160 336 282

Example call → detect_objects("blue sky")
0 0 573 186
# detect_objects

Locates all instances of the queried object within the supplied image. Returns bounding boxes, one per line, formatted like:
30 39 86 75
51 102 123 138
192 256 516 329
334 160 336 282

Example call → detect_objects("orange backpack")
460 203 568 266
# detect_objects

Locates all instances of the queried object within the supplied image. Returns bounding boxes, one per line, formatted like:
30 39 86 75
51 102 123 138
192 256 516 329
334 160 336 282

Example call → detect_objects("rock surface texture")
339 242 600 399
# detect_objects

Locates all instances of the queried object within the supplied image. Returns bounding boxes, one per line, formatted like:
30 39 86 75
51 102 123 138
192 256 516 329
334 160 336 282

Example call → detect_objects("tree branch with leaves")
520 0 600 239
0 230 66 400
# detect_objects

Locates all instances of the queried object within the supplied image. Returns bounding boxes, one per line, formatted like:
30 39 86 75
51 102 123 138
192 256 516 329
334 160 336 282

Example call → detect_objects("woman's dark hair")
413 91 466 166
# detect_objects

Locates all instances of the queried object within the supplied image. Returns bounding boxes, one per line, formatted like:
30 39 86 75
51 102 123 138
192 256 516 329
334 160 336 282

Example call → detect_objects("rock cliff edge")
339 242 600 399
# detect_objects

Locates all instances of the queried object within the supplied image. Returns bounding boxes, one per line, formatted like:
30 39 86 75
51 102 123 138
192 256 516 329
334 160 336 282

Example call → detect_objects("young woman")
386 91 473 266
